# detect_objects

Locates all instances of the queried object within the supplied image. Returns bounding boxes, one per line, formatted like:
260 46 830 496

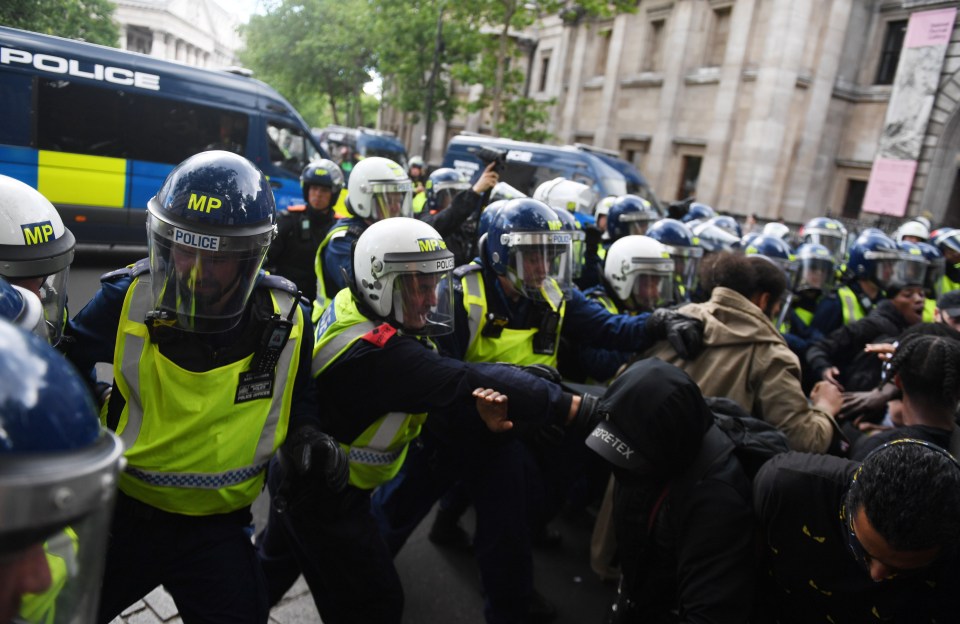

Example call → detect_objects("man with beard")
63 151 332 624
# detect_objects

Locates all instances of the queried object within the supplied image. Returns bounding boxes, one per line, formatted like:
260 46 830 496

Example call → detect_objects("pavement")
107 495 616 624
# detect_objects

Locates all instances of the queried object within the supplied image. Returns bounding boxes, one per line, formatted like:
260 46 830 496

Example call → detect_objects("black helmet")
300 159 345 205
146 150 276 332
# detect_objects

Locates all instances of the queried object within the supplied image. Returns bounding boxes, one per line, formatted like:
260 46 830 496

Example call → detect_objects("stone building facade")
112 0 243 70
399 0 960 228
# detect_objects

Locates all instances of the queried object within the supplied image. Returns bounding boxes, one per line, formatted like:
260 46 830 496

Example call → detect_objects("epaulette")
100 257 150 283
453 264 483 279
258 272 300 296
359 322 397 348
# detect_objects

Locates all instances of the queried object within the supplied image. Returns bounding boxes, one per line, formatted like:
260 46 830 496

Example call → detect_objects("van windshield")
599 176 627 197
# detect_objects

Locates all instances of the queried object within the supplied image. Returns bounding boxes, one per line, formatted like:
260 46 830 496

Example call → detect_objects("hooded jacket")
598 359 756 624
643 287 836 453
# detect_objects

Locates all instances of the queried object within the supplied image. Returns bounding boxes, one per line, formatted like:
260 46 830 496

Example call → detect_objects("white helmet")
603 235 676 311
595 196 616 219
0 175 75 345
894 219 930 243
347 157 414 221
533 177 599 216
352 217 455 336
762 222 791 242
488 181 527 203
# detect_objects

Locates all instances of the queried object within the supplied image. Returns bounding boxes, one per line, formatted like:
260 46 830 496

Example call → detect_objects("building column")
696 0 758 207
594 13 629 149
151 30 167 58
780 0 855 222
733 0 812 220
645 0 696 195
559 24 588 143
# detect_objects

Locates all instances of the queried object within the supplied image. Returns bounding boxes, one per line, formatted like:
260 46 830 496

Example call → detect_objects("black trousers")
257 457 404 624
97 493 269 624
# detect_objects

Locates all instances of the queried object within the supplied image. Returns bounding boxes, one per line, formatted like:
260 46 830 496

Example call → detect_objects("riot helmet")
762 221 791 243
606 195 658 240
352 218 455 336
647 218 703 302
551 206 586 279
846 229 903 292
533 177 599 216
680 202 716 225
146 150 276 333
793 243 836 295
300 159 344 208
915 242 944 297
485 198 573 302
603 235 676 312
0 319 124 624
346 156 413 221
0 276 46 340
706 215 742 239
744 234 798 286
488 181 527 203
891 241 929 293
0 175 76 346
693 219 742 254
425 168 470 214
800 216 848 262
893 219 930 244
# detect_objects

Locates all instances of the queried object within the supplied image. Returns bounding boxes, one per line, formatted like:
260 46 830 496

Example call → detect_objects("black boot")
428 506 472 551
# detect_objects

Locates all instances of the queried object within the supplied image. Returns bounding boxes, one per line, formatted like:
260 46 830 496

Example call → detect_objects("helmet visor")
12 270 67 346
665 246 703 302
390 270 455 337
503 232 574 302
148 215 271 332
370 181 414 221
805 229 847 260
628 266 676 312
888 254 927 291
570 230 586 279
925 257 945 296
795 256 836 294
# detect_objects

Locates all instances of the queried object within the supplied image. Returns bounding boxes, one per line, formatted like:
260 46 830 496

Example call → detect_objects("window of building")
842 179 867 219
875 19 907 85
706 7 732 67
596 28 612 75
539 52 551 92
643 19 665 72
678 155 702 200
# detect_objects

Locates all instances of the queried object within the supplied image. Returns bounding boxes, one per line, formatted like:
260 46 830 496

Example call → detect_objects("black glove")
572 392 603 433
279 425 349 493
584 225 602 254
520 363 563 385
645 308 705 360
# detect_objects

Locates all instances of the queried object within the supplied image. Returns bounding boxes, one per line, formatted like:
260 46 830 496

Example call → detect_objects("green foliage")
500 96 555 142
240 0 376 127
0 0 119 46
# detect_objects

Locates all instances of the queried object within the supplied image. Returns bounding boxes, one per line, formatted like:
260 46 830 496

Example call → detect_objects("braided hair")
887 330 960 415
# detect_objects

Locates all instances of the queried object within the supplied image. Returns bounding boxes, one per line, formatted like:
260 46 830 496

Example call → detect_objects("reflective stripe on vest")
586 290 619 315
460 269 565 366
312 223 350 322
112 275 299 514
939 274 960 298
312 289 427 489
837 286 865 326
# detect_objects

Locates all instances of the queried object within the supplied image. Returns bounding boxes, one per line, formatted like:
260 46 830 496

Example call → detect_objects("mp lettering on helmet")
21 221 56 245
417 237 447 252
547 220 562 231
187 192 224 214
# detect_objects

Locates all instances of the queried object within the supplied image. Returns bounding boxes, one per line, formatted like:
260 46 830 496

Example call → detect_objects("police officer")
418 163 500 266
63 151 328 623
0 318 124 624
312 156 413 318
647 218 703 304
0 174 76 346
258 217 596 624
265 160 344 302
373 198 704 623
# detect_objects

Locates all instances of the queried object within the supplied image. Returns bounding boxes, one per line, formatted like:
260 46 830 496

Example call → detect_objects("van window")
267 120 320 175
0 74 32 146
36 78 249 164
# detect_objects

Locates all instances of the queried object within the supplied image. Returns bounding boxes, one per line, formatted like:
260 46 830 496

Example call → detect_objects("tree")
240 0 376 127
0 0 119 46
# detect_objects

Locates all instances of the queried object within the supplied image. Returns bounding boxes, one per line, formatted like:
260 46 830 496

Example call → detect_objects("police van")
314 126 409 168
442 133 661 211
0 26 327 244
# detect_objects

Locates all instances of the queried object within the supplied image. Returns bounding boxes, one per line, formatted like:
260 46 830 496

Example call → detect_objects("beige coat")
643 287 836 453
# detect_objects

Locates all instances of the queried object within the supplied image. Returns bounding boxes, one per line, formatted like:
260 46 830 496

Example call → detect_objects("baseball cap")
938 290 960 318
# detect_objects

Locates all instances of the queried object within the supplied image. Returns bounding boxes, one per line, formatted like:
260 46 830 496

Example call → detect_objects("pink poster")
862 158 917 217
905 7 957 48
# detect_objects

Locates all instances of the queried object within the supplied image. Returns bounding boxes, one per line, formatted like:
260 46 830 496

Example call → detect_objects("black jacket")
417 189 485 267
805 299 912 392
265 207 336 301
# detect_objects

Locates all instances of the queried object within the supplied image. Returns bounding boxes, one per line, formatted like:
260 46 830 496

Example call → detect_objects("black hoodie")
599 359 756 624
